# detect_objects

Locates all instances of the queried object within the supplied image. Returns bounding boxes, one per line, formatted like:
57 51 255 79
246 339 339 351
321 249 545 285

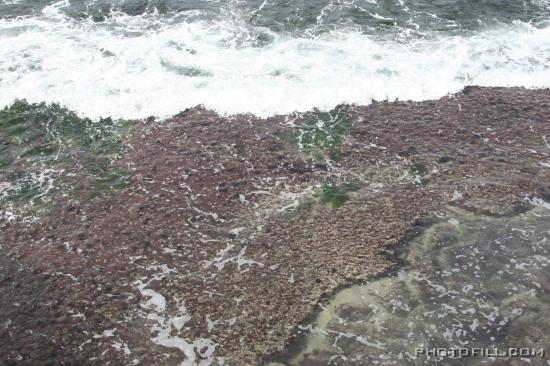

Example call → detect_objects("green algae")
409 162 427 176
0 100 137 217
0 100 135 156
0 144 13 167
319 182 360 208
292 105 353 162
409 161 430 184
5 171 46 204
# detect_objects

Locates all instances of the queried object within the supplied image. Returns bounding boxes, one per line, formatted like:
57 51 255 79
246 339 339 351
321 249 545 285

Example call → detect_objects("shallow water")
1 0 550 119
279 200 550 365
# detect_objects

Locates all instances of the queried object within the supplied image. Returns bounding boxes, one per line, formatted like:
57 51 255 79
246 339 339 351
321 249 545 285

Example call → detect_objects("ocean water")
279 202 550 365
0 0 550 119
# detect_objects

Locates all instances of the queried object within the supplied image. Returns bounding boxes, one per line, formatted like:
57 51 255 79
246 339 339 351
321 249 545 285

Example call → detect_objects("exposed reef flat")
1 87 550 365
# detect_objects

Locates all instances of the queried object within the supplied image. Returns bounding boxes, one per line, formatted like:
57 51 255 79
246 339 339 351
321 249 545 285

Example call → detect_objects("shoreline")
1 86 550 365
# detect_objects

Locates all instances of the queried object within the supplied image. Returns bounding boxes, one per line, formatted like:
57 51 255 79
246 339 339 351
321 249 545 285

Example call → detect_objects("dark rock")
397 146 418 156
313 163 328 171
537 186 550 201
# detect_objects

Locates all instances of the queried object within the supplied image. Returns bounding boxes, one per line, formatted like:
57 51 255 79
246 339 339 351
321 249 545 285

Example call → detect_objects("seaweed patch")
0 100 137 219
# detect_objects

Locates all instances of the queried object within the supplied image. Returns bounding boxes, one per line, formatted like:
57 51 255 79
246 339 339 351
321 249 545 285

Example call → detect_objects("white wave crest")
1 3 550 119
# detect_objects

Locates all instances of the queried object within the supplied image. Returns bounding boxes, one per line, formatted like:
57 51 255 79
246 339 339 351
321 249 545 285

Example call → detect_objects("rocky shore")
1 86 550 365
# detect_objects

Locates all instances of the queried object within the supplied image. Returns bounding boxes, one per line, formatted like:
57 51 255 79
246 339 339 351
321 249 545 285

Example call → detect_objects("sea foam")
1 1 549 119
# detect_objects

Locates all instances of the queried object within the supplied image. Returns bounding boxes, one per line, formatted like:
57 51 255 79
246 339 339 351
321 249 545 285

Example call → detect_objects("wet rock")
74 231 86 241
397 146 418 156
285 161 311 173
1 87 550 366
537 186 550 201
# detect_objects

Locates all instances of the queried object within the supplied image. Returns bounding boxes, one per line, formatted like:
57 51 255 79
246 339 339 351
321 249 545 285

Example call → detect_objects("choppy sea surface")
1 0 550 119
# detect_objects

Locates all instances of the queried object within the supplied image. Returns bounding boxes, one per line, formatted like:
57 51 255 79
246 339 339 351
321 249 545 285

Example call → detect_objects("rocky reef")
1 87 549 365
